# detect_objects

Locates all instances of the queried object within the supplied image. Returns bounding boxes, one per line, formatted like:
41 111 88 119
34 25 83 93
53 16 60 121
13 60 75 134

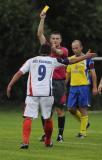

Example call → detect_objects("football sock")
80 116 88 136
70 110 81 122
58 116 65 136
44 119 53 144
75 110 82 122
22 118 32 144
41 116 45 129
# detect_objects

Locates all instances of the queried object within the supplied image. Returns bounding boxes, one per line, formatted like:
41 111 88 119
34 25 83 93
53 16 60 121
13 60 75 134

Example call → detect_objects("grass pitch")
0 102 102 160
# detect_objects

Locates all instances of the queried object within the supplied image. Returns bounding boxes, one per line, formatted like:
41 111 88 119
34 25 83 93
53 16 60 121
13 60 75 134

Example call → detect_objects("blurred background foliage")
0 0 102 109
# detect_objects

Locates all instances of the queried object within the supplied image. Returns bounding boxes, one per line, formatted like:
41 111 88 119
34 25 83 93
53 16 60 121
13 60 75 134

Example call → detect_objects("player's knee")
68 108 76 115
79 108 88 116
56 108 65 116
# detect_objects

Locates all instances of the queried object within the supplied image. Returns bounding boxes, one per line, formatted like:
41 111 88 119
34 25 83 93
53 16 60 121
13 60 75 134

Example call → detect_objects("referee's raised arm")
37 12 46 45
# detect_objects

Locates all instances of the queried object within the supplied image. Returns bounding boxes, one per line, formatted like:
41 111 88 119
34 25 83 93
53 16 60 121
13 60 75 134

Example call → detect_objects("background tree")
36 0 102 109
0 0 102 108
0 0 37 100
37 0 102 54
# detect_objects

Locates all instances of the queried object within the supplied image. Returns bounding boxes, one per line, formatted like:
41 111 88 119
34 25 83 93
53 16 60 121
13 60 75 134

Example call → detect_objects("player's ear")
59 37 62 44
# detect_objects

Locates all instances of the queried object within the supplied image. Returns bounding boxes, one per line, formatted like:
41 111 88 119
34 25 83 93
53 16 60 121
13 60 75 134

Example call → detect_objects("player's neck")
40 53 48 56
75 52 84 57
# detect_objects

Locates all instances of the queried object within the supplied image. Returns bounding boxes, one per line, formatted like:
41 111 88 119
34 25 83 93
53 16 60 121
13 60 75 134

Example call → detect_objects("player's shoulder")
60 46 68 57
60 46 68 52
28 57 37 62
31 56 42 61
26 56 40 64
25 57 33 63
33 55 55 64
69 55 75 59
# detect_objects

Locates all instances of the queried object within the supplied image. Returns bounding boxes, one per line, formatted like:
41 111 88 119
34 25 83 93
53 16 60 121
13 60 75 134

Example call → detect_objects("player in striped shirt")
66 40 97 138
7 44 96 148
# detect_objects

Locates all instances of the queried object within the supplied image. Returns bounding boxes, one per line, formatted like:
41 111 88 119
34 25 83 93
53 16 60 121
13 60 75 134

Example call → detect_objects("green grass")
0 103 102 160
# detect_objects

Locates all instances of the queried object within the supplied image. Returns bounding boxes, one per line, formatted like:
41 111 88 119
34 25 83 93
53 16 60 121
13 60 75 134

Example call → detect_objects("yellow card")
42 5 49 13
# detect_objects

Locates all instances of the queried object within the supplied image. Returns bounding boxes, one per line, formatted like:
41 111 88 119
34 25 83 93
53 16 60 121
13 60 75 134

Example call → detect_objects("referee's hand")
40 12 46 19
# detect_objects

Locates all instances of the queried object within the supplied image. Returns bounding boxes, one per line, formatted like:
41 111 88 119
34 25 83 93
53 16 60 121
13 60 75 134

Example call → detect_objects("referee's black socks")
58 116 65 136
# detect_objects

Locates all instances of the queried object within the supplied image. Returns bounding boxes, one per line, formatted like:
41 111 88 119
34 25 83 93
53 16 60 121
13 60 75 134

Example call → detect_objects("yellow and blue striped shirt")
66 55 94 86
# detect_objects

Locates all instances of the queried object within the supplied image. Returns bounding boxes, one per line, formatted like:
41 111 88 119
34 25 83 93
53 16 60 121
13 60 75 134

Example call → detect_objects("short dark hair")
50 31 62 39
39 44 51 55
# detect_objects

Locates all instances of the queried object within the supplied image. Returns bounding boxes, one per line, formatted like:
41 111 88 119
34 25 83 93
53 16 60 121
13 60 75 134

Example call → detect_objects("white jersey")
20 56 64 96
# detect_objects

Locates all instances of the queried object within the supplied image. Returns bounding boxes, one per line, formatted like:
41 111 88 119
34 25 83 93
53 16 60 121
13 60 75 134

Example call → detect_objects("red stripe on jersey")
89 63 94 69
29 73 33 96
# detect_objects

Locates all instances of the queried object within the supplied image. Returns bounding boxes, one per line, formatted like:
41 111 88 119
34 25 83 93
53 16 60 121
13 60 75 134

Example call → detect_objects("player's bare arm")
98 77 102 94
90 70 98 95
57 51 96 65
7 71 23 98
69 50 96 64
51 43 63 55
37 12 46 45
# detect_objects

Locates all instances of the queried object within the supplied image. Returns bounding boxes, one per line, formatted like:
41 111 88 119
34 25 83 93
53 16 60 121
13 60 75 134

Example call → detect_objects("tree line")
0 0 102 108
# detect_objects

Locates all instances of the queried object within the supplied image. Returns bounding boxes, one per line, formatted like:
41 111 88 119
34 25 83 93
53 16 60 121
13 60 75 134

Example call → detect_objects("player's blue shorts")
67 85 90 108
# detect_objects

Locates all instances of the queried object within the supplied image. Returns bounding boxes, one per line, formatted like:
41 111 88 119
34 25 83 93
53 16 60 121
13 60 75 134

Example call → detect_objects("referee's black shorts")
52 79 67 110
